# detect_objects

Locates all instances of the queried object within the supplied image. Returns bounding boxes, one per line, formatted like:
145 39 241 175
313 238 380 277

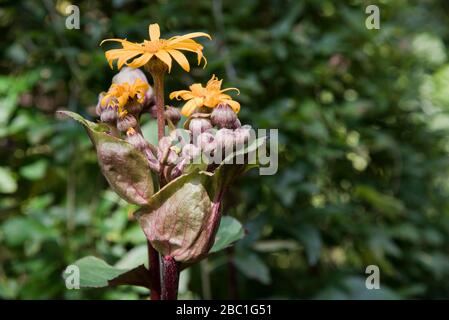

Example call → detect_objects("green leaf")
210 216 245 253
58 111 154 206
65 256 150 289
0 167 17 194
234 252 271 285
136 170 218 263
19 160 47 181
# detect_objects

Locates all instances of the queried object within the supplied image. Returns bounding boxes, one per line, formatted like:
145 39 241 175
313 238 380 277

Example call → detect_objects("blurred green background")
2 0 449 299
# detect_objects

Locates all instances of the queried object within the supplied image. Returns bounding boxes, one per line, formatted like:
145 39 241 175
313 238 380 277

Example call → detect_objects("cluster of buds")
154 103 253 184
95 67 181 173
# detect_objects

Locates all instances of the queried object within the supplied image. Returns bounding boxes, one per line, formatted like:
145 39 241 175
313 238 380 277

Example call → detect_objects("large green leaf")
135 170 219 263
64 256 150 289
210 216 245 253
57 111 154 206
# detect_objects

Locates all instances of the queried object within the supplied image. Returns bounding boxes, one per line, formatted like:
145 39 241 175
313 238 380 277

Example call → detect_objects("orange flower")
101 23 211 72
170 75 240 117
101 78 149 117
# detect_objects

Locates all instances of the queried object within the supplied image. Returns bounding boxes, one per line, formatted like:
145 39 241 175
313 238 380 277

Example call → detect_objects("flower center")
143 39 166 53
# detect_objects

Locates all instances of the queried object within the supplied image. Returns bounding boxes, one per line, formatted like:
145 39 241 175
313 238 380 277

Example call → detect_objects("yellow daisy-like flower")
100 23 211 72
169 75 240 117
101 78 149 117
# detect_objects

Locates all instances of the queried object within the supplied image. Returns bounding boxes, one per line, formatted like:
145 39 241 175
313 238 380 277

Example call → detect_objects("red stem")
148 240 161 300
161 256 179 300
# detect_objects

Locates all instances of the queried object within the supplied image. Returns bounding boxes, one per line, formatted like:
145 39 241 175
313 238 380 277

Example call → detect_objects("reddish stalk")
161 256 180 300
145 59 168 300
148 240 161 300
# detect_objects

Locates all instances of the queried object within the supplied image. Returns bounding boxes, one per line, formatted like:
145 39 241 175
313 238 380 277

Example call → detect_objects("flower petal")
220 87 240 95
105 49 142 69
149 24 160 42
181 99 198 117
167 49 190 72
155 50 173 72
168 32 211 45
169 90 193 100
126 53 153 68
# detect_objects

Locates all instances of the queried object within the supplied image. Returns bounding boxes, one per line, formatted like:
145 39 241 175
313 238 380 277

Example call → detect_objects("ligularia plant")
59 23 266 300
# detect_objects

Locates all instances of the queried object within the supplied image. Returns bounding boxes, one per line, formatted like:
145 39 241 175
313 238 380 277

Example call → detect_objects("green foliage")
2 0 449 299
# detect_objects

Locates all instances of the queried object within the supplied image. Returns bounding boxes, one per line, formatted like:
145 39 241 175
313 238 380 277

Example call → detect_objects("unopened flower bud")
182 144 201 160
166 149 179 165
234 124 252 147
100 106 118 124
165 106 181 125
112 67 149 86
157 136 172 160
170 129 191 147
189 118 212 135
196 132 217 155
96 92 106 116
211 103 237 129
170 158 188 180
117 114 138 132
125 128 147 151
215 128 235 151
157 137 180 165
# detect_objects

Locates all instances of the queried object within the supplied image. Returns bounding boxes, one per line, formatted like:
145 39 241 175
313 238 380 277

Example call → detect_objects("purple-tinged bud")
234 124 252 147
96 92 106 116
157 136 180 165
117 114 138 132
182 144 201 160
215 128 235 151
232 118 242 129
157 136 172 160
170 158 188 180
125 128 147 151
165 106 181 125
112 67 149 86
196 132 217 155
166 147 180 165
100 106 118 124
170 129 191 147
211 103 237 129
189 118 213 135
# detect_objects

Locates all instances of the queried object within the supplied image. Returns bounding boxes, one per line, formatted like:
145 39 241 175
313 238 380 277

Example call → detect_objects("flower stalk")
161 256 179 300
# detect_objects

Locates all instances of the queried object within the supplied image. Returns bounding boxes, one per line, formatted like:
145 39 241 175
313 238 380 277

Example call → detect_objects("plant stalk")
148 240 161 300
161 256 180 300
145 59 168 300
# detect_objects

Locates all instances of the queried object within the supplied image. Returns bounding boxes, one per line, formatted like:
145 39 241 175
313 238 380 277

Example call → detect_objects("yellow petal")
168 32 211 46
126 53 153 68
221 87 240 95
155 50 173 72
181 99 198 117
167 49 190 72
117 51 143 70
149 24 160 42
168 40 207 67
169 90 193 100
101 38 143 50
